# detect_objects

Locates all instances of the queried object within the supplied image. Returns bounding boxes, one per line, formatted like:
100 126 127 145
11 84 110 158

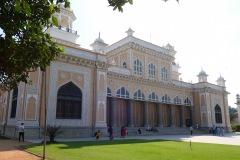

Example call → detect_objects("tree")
0 0 70 91
43 124 63 143
229 106 238 122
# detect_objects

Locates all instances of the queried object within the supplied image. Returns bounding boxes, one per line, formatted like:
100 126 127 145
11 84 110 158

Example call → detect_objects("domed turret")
216 75 226 87
197 68 208 82
90 33 108 54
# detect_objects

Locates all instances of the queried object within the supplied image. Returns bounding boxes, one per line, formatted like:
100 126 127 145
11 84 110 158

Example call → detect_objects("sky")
69 0 240 108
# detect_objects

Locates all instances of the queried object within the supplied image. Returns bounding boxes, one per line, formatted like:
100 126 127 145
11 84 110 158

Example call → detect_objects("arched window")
134 59 143 76
122 62 127 68
215 105 222 123
107 87 112 97
56 82 82 119
134 90 145 100
161 66 168 81
162 94 171 104
184 98 192 106
148 63 156 79
149 92 158 102
174 96 182 105
10 88 18 118
116 87 129 99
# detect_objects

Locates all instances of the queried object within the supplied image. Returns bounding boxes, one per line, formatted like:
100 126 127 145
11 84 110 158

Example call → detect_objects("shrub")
42 124 63 143
231 124 240 132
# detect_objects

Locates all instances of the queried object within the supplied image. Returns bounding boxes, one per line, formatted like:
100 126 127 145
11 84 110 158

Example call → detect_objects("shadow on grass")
23 139 185 150
0 135 11 140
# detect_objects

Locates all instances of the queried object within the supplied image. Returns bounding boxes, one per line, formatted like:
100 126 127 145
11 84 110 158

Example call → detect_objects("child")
96 130 101 140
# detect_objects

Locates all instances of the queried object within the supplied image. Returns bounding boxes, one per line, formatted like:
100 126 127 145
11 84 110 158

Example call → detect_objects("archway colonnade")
107 97 194 128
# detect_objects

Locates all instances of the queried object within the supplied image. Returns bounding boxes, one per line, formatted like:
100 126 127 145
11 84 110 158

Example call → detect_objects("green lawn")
22 139 240 160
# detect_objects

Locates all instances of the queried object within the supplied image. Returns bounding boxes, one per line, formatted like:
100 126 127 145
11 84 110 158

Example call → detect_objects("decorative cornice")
56 54 109 70
107 42 174 61
107 71 192 93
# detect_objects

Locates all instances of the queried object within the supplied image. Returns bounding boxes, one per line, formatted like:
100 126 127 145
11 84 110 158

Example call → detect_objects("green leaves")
108 0 133 12
52 16 58 26
0 0 68 90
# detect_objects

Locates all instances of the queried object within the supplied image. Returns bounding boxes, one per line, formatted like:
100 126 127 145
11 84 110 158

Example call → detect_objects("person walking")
221 127 225 136
18 123 24 142
190 126 193 135
108 125 113 140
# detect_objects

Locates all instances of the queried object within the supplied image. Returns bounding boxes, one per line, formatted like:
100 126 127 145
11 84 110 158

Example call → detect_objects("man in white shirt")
18 123 24 142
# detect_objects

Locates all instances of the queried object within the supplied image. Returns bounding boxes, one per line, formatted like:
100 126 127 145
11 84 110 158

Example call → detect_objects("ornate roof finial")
126 27 134 36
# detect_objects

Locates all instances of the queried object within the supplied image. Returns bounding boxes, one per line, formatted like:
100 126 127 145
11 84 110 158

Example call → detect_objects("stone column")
127 99 134 127
143 101 149 127
190 106 195 127
169 104 175 127
109 97 117 127
157 102 163 127
180 105 186 127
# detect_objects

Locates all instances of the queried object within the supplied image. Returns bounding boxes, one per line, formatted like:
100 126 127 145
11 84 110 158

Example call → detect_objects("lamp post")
41 67 47 160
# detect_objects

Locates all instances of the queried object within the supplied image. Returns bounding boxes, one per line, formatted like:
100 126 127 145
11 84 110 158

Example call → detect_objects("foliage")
229 106 238 122
24 140 240 160
231 124 240 132
108 0 179 12
42 124 63 143
0 134 10 140
0 0 70 91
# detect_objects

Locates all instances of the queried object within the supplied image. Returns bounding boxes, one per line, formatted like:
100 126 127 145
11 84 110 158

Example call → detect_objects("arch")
174 96 182 105
56 81 82 119
149 92 159 102
134 90 145 100
215 104 222 123
148 63 156 79
184 97 192 106
116 87 129 99
107 87 112 97
10 87 18 118
134 59 143 76
162 94 171 104
161 66 168 81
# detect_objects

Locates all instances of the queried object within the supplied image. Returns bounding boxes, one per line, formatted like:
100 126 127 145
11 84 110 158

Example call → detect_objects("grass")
22 139 240 160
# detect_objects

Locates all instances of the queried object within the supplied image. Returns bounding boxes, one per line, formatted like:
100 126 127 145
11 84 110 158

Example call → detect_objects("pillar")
143 101 149 126
169 104 175 127
190 106 195 127
109 97 117 127
157 102 163 127
127 99 134 127
180 105 186 127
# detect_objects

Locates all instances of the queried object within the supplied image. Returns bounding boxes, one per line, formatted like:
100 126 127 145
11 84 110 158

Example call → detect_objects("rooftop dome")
94 33 104 43
198 69 207 76
217 75 225 81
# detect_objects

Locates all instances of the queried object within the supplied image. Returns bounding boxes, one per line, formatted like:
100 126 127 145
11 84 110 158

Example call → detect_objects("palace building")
0 4 231 138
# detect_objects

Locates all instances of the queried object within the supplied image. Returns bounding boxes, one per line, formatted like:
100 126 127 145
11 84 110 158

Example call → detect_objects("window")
174 96 182 105
161 67 168 81
56 82 82 119
107 87 112 97
134 59 143 76
148 63 156 79
149 92 158 102
10 88 18 118
116 87 129 99
162 94 171 104
215 105 222 123
134 90 145 100
184 98 192 106
122 62 127 68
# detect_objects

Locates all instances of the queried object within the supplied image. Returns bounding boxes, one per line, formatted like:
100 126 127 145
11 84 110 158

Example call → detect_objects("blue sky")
70 0 240 107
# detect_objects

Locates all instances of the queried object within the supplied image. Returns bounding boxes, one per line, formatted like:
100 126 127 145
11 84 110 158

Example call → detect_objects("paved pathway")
28 132 240 146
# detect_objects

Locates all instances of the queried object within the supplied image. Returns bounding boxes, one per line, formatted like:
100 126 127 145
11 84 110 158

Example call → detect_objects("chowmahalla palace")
0 4 231 138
